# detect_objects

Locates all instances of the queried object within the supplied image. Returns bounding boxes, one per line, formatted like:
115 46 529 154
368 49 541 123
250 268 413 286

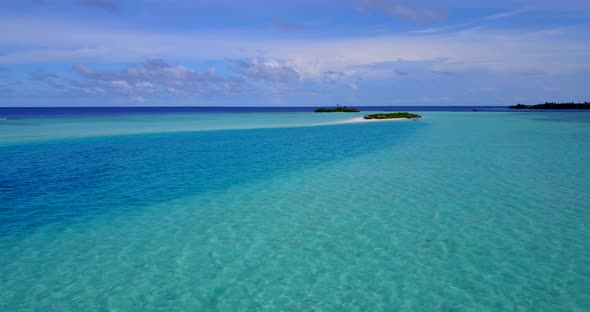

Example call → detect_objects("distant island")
509 102 590 109
315 106 360 113
364 112 421 120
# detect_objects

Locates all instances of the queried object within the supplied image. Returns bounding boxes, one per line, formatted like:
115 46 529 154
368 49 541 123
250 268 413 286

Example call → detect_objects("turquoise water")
1 112 590 311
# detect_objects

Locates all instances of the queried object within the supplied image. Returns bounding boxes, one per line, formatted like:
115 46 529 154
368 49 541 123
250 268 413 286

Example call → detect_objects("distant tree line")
510 102 590 109
363 112 421 119
315 106 360 112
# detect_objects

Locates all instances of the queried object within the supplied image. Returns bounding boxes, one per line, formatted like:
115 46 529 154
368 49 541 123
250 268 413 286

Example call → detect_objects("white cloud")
232 57 300 83
111 80 130 88
64 59 252 100
485 9 529 20
135 81 153 89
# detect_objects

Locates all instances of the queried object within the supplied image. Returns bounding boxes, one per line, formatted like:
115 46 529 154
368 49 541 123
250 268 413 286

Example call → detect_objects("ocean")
1 107 589 311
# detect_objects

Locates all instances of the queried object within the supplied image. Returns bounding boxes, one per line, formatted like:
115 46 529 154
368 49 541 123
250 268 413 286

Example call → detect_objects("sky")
1 0 589 106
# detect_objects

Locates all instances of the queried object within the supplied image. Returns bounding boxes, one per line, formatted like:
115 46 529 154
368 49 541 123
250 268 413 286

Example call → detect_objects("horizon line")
0 105 510 108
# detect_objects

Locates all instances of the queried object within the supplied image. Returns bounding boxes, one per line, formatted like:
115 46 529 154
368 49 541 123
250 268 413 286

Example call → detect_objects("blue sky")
1 0 589 106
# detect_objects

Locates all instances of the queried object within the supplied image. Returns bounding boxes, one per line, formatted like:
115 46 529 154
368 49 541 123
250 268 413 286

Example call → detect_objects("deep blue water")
0 121 422 236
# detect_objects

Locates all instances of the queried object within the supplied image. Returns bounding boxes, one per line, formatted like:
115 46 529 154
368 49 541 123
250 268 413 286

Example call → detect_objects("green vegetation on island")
315 106 360 113
363 112 422 120
509 102 590 109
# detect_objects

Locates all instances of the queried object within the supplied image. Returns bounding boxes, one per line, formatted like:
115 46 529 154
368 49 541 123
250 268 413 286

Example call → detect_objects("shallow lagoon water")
1 111 589 311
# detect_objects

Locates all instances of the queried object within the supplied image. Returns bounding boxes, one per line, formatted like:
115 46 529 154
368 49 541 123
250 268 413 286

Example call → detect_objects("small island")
509 102 590 109
315 106 360 113
363 112 422 120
